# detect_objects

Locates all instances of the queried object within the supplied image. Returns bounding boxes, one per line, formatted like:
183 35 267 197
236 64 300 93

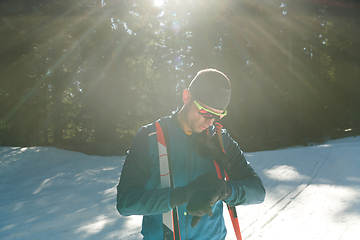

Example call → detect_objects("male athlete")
117 69 265 239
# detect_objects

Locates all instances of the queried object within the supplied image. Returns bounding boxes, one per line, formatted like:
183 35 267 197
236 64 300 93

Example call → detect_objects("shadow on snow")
0 146 142 240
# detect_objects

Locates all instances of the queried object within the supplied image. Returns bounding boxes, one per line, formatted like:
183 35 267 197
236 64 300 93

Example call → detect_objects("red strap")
212 123 243 240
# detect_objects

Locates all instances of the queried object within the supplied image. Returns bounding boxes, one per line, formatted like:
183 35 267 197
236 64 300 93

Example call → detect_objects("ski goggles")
194 100 227 121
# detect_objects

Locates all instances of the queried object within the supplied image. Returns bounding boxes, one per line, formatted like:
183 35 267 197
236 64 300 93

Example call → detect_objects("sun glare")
153 0 164 7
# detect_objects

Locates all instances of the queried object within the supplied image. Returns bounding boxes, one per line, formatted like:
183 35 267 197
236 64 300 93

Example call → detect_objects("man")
117 69 265 240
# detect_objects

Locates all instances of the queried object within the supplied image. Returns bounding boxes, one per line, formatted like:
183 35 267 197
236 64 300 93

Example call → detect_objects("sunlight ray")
3 9 111 126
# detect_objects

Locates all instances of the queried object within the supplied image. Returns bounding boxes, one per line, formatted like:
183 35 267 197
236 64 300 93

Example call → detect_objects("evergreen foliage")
0 0 359 155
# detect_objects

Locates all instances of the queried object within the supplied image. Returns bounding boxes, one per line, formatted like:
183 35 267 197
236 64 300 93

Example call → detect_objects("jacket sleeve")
116 125 172 216
221 129 266 207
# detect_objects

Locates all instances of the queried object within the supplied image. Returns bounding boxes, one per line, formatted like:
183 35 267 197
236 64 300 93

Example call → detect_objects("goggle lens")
194 100 227 121
198 109 222 121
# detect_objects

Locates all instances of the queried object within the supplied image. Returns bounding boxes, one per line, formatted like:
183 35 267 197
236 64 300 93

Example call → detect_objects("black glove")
170 172 230 208
186 178 232 227
195 132 232 175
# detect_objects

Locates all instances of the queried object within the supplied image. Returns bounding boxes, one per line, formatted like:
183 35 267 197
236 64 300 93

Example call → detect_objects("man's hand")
195 132 232 175
170 172 231 208
186 180 232 227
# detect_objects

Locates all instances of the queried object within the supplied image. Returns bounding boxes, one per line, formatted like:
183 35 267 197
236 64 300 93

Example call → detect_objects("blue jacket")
117 114 265 240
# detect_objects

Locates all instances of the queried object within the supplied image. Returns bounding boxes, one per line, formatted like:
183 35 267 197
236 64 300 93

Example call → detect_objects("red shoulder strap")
212 123 242 240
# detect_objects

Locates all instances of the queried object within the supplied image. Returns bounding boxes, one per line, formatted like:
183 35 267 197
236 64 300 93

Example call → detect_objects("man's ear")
183 89 192 104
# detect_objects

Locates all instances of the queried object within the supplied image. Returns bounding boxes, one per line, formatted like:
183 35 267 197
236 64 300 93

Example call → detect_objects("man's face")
184 100 224 133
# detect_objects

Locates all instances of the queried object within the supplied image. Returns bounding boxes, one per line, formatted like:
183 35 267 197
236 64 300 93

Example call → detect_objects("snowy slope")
0 136 359 240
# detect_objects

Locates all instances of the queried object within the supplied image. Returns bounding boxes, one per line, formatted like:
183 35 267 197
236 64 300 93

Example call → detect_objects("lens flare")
172 21 180 33
173 55 183 69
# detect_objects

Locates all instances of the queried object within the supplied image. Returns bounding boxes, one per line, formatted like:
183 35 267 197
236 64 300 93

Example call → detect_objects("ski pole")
214 122 242 240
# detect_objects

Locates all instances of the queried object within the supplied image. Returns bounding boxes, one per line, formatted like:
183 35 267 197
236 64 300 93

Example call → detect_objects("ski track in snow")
1 136 360 240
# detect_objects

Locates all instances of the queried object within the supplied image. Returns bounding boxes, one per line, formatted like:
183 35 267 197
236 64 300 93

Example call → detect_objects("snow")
1 136 359 240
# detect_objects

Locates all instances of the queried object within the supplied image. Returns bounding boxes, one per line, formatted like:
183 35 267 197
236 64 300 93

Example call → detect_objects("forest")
1 0 359 155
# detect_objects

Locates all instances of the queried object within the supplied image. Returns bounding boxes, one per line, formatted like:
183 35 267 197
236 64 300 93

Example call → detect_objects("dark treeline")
1 0 359 155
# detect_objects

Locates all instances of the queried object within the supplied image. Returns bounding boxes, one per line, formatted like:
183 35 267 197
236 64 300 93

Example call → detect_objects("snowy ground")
1 136 359 240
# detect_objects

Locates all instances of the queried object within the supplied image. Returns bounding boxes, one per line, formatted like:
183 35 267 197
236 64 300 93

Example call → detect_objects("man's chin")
198 125 207 132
